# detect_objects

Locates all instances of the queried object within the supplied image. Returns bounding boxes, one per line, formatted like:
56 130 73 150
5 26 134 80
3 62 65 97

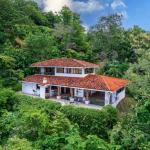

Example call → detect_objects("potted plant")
69 97 74 103
85 100 90 105
57 96 61 100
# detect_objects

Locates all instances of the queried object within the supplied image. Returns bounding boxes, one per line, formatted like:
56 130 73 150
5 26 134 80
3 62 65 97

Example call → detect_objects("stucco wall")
104 89 125 106
22 82 38 95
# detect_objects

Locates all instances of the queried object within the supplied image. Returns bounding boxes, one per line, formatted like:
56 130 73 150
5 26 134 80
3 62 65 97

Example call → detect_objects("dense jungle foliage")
1 0 150 149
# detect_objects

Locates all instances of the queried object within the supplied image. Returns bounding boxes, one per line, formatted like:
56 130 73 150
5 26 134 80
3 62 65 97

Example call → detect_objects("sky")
36 0 150 31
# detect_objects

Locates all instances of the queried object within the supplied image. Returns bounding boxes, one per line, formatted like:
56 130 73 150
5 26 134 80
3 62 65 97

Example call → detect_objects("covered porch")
40 85 108 106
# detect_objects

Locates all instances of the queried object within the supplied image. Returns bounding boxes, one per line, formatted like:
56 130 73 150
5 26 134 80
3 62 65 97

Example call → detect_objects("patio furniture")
69 97 74 103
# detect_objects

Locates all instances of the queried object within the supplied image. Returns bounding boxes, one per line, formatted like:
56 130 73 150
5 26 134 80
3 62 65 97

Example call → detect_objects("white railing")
112 89 125 107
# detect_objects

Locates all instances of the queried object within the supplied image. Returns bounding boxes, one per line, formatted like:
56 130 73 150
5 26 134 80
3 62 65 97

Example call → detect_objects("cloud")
82 24 89 32
111 0 126 10
71 0 104 13
38 0 71 12
36 0 104 13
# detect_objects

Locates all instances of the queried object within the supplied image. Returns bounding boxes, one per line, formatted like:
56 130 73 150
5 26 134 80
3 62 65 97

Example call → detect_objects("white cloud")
71 0 104 13
111 0 126 10
40 0 71 12
36 0 104 13
82 24 89 32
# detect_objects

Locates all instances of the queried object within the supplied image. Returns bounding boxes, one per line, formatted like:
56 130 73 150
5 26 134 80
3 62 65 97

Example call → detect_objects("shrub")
0 88 15 113
4 136 34 150
84 135 117 150
61 105 118 139
13 94 61 118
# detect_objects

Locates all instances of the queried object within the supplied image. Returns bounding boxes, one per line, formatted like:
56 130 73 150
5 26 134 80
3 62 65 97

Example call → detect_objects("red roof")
31 58 99 68
23 74 128 92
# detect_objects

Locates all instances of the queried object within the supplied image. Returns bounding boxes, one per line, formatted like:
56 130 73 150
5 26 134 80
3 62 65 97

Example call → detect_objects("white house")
22 58 128 107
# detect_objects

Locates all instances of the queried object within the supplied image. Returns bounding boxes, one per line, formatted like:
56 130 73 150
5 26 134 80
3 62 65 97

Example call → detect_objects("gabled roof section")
31 58 99 68
23 74 128 92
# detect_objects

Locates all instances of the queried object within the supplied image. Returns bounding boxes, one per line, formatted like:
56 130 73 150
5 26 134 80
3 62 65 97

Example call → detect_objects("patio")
20 92 102 109
47 97 102 109
45 86 105 107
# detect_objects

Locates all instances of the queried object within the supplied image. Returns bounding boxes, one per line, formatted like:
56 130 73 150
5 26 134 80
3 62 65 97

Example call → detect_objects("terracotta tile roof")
31 58 99 68
23 74 128 92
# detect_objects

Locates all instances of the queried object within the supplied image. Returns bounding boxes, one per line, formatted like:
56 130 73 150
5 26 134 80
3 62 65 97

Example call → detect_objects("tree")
14 106 49 141
0 54 23 89
110 100 150 150
125 48 150 100
88 14 134 62
52 7 91 53
85 135 117 150
98 61 129 78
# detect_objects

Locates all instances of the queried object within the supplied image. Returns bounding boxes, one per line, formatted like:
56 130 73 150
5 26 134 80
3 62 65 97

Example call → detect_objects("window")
36 84 40 90
46 87 49 93
72 68 82 74
56 68 64 73
66 68 82 74
85 68 94 74
66 68 72 74
45 68 55 75
116 87 125 95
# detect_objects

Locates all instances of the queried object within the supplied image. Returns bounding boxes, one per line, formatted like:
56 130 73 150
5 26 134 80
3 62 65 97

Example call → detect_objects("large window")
85 68 94 74
45 68 55 75
66 68 72 74
66 68 82 74
56 68 64 73
72 68 82 74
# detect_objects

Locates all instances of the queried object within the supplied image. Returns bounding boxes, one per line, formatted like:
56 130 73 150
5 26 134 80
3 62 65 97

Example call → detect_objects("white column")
82 68 85 75
40 86 46 99
105 91 111 105
49 86 52 97
111 92 116 103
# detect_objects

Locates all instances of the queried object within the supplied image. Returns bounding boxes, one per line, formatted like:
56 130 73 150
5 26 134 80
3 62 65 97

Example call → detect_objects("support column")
40 86 46 99
57 86 61 96
70 88 74 97
86 90 89 100
49 86 52 97
105 91 111 105
64 87 67 94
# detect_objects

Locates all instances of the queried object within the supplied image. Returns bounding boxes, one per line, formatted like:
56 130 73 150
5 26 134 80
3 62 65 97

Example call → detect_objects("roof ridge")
73 59 86 67
100 75 111 91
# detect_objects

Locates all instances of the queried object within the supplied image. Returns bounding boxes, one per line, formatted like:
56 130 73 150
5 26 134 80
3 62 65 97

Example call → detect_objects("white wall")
105 91 111 105
22 82 39 96
116 89 125 101
40 86 46 99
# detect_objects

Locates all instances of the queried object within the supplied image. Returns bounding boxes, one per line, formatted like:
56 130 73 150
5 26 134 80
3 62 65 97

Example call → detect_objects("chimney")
43 77 47 84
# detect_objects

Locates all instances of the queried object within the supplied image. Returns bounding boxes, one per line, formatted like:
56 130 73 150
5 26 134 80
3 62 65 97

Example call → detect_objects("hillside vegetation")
1 0 150 149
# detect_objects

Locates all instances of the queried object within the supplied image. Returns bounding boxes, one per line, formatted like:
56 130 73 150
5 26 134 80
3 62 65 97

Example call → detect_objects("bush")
0 88 15 113
61 105 118 139
13 94 61 118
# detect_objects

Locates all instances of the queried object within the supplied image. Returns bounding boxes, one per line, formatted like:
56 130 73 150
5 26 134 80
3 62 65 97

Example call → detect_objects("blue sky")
37 0 150 31
79 0 150 31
